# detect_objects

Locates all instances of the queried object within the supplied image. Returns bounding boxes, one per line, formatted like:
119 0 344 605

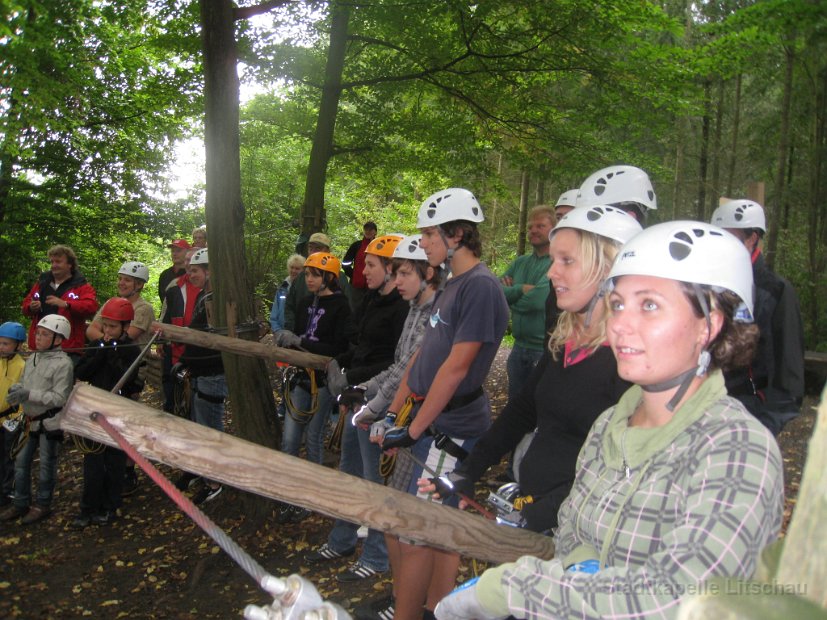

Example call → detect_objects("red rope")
90 411 270 587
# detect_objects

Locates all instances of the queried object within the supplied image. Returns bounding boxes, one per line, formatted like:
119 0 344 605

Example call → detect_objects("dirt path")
0 348 818 618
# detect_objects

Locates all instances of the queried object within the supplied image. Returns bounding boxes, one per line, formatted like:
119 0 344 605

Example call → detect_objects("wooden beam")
60 384 555 564
805 350 827 370
155 321 330 370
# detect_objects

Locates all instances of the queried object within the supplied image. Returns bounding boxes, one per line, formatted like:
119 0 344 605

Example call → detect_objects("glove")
432 470 474 500
274 330 302 349
326 360 348 398
435 578 506 620
5 385 29 406
337 384 367 409
352 403 382 427
381 426 416 450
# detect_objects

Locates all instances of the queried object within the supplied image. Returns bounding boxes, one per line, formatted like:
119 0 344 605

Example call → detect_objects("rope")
72 435 106 455
326 407 346 453
90 411 270 587
283 368 319 424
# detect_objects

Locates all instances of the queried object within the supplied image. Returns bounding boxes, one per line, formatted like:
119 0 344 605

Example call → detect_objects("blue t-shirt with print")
408 262 508 438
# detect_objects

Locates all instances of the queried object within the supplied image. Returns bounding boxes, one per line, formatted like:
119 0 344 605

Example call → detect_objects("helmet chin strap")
436 228 455 292
316 272 332 295
641 284 713 412
410 278 428 304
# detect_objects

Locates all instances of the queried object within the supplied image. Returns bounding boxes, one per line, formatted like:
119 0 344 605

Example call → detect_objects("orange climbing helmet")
304 252 341 277
365 234 403 259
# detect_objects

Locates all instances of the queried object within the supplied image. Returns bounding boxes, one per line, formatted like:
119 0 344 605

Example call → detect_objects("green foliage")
0 0 203 319
1 0 825 354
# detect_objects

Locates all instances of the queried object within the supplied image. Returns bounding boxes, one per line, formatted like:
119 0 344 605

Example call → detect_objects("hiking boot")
192 485 223 505
174 471 199 492
337 560 384 583
70 514 92 529
276 504 310 525
354 594 395 620
21 505 51 525
91 511 115 526
0 504 28 522
305 543 355 563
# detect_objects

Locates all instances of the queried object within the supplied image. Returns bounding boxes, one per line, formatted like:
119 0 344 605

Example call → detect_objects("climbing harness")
486 482 531 528
282 367 319 424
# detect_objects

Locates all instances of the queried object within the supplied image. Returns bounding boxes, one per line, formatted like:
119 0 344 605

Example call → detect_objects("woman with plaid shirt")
436 222 784 620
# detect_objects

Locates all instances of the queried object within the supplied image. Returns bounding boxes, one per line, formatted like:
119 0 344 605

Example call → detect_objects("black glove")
337 385 367 409
381 426 416 451
432 470 474 499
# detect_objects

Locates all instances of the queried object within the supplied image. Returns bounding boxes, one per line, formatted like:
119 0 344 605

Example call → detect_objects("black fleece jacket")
456 345 630 533
335 287 408 385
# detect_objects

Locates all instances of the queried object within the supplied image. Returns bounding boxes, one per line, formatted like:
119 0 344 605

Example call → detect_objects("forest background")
1 5 826 616
1 0 826 457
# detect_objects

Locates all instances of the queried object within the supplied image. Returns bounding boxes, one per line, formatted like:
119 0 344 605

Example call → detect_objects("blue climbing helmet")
0 322 26 343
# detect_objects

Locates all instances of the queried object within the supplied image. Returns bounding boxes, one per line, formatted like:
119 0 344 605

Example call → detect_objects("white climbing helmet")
576 165 657 212
555 189 579 208
552 205 643 245
416 188 484 228
710 199 766 233
392 234 428 261
118 261 150 282
608 221 754 321
190 248 209 266
37 314 71 340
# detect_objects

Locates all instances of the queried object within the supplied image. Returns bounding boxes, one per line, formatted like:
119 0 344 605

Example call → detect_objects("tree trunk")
300 1 350 236
199 0 280 519
697 79 712 221
673 116 686 220
710 79 725 213
517 169 529 255
766 46 795 270
535 165 547 205
807 65 827 346
0 5 36 225
726 74 742 197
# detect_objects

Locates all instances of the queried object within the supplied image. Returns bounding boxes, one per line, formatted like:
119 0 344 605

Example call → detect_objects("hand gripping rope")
90 411 351 620
403 447 495 521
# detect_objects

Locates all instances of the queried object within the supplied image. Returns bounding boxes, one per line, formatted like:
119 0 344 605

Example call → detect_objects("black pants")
162 350 174 413
0 428 15 497
81 445 127 515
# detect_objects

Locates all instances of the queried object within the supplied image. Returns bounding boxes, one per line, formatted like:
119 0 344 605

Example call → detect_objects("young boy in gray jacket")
0 314 74 525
